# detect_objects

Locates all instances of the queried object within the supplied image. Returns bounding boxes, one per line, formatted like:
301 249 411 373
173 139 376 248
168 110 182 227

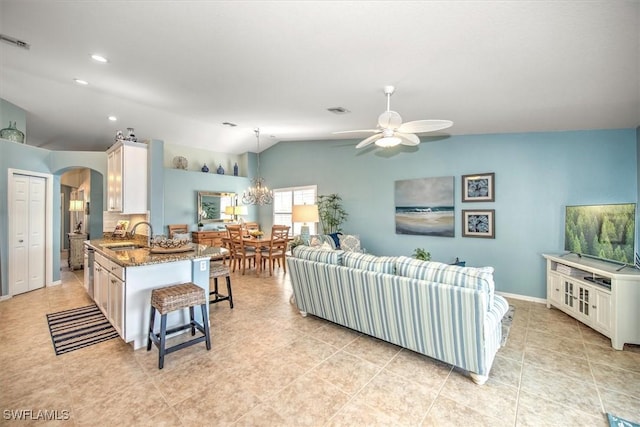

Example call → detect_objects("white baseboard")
0 295 12 302
497 291 546 305
48 280 62 287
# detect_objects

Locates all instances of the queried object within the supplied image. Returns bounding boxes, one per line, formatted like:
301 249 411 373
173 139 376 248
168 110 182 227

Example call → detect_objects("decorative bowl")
151 237 191 249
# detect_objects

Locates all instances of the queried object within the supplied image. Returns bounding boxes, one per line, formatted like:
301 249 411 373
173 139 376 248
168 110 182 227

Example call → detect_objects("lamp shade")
224 206 235 215
225 205 248 216
69 200 84 212
292 204 319 223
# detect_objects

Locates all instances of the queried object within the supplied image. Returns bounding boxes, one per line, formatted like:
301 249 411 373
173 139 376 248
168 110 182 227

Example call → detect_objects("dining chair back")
226 225 256 275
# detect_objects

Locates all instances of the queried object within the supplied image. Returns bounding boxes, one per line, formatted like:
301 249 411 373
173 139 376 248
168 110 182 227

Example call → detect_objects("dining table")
223 235 290 275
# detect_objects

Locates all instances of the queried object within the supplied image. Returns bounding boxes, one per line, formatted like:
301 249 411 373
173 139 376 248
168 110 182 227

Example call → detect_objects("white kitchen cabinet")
93 253 110 316
108 274 124 337
106 140 148 214
544 253 640 349
94 252 125 339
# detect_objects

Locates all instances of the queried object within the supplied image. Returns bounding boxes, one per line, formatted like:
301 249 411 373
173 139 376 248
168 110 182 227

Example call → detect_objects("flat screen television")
564 203 636 266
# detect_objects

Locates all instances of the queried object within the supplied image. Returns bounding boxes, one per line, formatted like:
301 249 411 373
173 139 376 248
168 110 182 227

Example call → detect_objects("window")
273 185 317 236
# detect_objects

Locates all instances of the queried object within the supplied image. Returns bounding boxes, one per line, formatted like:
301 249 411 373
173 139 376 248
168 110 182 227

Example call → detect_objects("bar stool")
209 262 234 308
147 283 211 369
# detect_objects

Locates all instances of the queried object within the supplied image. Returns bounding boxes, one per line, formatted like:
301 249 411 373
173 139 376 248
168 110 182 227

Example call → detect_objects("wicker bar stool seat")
147 283 211 369
210 262 233 308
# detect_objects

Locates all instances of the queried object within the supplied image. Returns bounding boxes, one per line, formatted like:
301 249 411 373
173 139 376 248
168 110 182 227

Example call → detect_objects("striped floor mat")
46 305 119 355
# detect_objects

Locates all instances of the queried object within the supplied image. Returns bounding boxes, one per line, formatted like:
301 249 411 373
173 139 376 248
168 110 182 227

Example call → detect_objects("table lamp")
225 205 247 222
292 204 319 244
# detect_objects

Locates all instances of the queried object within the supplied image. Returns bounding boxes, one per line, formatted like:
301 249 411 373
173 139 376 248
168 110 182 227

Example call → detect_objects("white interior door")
10 174 46 294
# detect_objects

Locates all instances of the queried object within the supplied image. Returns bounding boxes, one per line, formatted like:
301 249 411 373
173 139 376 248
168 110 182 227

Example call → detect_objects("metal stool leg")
158 314 168 369
147 306 156 351
226 276 234 308
201 303 211 350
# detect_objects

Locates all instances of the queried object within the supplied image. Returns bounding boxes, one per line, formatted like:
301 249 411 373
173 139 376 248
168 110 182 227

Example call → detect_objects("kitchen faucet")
130 221 154 247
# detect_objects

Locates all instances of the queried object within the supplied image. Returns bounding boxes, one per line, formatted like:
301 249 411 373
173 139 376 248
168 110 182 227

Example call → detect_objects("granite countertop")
86 238 228 268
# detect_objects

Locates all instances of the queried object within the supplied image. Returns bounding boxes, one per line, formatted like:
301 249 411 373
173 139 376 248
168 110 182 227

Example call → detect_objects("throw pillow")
339 234 361 252
328 232 342 248
309 235 324 247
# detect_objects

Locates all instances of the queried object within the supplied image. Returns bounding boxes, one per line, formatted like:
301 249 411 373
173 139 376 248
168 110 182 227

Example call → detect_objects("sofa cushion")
395 256 494 293
292 245 344 265
342 252 396 274
339 234 362 252
309 234 339 249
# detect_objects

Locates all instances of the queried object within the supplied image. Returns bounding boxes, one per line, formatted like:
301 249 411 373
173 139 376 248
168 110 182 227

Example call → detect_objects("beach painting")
395 176 455 237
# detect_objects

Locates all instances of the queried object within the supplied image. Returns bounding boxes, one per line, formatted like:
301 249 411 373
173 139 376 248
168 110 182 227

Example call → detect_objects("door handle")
18 239 23 242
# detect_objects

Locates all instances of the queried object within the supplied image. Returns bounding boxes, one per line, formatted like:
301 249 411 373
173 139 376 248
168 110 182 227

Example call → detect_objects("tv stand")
543 254 640 350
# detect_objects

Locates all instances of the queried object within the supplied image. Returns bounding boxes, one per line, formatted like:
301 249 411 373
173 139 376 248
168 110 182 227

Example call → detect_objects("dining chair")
226 224 256 275
260 225 290 275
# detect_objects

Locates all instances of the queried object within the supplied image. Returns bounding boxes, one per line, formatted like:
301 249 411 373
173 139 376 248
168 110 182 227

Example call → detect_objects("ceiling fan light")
375 136 401 148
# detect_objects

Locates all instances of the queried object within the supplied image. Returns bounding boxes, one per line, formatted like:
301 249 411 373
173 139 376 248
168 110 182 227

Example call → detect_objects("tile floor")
0 261 639 426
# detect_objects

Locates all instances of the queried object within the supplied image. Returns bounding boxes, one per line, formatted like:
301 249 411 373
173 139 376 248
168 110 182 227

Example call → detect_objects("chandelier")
242 128 273 205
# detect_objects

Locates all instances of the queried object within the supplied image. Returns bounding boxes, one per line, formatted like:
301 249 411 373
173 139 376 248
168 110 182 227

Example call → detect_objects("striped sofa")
287 246 509 384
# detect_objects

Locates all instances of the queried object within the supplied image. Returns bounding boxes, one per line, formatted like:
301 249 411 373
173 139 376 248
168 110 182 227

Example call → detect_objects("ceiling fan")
334 85 453 149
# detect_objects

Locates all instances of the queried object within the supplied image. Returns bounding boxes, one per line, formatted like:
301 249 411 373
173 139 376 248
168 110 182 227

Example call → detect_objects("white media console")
543 253 640 350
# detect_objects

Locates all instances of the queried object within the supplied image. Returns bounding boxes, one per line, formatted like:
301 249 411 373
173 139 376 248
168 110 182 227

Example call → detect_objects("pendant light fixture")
242 128 273 205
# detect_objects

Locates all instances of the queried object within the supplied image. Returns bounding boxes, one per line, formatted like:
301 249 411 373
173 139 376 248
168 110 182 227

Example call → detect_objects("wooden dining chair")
260 225 290 275
243 221 260 237
226 224 256 275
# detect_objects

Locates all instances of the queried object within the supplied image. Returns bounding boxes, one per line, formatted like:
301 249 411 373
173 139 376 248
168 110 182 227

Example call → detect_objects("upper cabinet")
107 141 148 214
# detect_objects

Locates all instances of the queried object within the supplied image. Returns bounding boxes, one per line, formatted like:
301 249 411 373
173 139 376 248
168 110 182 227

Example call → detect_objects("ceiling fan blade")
396 132 420 146
398 120 453 134
333 129 379 134
355 133 382 149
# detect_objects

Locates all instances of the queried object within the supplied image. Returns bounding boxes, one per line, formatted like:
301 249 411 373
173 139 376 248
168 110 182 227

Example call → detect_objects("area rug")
608 413 640 427
501 305 515 346
46 304 119 355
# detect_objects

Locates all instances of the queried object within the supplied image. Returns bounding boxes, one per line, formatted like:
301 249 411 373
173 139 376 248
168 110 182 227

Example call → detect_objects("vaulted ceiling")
1 1 638 154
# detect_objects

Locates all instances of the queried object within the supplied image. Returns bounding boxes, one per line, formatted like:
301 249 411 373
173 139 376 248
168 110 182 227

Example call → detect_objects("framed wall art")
462 172 495 202
394 176 455 237
462 209 495 238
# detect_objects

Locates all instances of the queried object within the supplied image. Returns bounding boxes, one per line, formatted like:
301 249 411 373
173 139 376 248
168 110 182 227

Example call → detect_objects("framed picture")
462 172 495 202
394 176 455 237
462 209 495 238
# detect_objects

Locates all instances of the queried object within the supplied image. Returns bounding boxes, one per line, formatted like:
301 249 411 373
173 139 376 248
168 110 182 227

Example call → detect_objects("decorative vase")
201 163 209 173
233 163 239 176
126 127 137 142
0 121 25 143
216 164 224 175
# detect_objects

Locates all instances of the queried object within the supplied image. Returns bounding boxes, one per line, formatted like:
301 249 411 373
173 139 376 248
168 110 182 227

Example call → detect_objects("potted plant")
197 222 204 231
317 194 348 234
413 248 431 261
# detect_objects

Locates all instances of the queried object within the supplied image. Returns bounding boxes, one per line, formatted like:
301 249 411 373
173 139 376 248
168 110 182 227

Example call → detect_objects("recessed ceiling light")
108 116 117 121
91 54 108 63
74 78 89 85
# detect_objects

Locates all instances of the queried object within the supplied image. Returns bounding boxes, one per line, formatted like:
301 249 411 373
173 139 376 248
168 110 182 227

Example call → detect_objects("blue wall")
163 168 253 234
259 129 637 299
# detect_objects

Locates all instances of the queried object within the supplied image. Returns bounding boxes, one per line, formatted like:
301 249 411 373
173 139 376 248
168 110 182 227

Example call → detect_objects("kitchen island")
85 238 227 350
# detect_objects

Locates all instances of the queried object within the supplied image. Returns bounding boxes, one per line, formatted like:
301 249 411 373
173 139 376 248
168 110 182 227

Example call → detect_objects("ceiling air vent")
222 122 237 127
0 34 30 50
327 107 350 114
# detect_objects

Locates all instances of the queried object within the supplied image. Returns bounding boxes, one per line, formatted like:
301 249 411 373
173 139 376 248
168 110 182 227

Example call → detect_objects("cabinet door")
562 280 576 311
108 274 125 338
548 273 562 306
593 288 611 334
576 284 592 322
107 147 123 212
95 263 110 315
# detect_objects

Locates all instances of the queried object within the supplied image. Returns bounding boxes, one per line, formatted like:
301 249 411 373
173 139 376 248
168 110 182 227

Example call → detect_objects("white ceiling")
1 1 638 154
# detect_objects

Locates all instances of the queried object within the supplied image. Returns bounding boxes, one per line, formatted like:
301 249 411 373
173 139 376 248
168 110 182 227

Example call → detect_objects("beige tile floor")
1 261 639 426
